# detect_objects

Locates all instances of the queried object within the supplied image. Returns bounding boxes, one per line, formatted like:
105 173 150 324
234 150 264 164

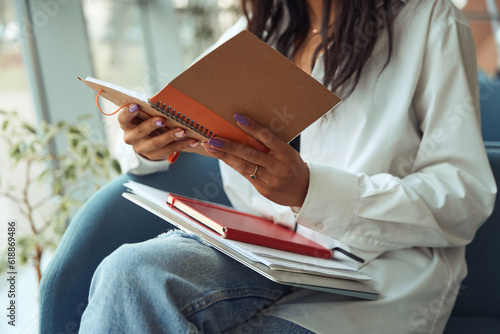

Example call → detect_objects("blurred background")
0 0 240 332
0 0 498 332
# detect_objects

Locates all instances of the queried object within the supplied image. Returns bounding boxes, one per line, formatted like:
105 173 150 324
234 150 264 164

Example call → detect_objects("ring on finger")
250 165 259 179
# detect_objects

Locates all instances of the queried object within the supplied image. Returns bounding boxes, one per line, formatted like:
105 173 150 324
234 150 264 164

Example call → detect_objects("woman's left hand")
201 113 309 207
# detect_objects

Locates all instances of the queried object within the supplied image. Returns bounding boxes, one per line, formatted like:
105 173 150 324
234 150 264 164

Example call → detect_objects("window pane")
173 0 241 68
82 0 241 153
460 0 500 76
82 0 151 151
0 0 39 331
83 0 149 90
0 0 37 231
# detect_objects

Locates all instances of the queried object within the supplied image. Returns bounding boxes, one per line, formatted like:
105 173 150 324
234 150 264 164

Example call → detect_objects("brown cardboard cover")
162 30 341 143
79 30 341 156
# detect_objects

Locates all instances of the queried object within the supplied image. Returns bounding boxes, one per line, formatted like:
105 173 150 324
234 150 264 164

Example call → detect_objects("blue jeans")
79 231 306 333
39 153 312 333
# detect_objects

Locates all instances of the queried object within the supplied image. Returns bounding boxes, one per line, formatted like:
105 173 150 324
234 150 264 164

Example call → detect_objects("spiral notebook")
78 30 341 156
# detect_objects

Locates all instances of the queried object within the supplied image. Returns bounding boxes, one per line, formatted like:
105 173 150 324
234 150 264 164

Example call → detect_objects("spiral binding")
148 99 217 139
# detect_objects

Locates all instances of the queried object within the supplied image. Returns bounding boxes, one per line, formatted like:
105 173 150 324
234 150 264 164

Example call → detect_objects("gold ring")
250 165 259 179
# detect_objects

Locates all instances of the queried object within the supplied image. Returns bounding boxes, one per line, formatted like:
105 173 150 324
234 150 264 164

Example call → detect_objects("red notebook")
166 194 333 260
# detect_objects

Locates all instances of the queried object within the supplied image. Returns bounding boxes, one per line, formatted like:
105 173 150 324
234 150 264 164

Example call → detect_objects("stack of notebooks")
80 29 377 299
123 181 378 300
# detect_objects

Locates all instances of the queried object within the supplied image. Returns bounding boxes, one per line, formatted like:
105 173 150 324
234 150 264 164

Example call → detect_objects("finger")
201 137 270 168
204 145 267 181
201 141 268 179
123 117 169 145
246 163 265 181
132 127 189 152
233 113 289 152
137 138 201 161
117 104 141 130
228 160 267 185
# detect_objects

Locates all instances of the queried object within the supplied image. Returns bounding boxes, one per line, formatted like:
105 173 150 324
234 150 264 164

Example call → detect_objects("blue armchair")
444 73 500 333
444 143 500 333
479 72 500 142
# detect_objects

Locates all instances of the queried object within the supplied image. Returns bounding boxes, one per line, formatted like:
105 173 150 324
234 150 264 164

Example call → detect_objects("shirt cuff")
136 153 171 169
295 161 358 240
115 139 171 175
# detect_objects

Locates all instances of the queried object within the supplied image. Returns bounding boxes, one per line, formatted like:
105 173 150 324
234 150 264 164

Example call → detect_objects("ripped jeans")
79 231 313 333
39 152 312 333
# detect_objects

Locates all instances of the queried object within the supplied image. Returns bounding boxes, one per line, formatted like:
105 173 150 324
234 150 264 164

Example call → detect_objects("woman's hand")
118 104 200 161
201 113 309 207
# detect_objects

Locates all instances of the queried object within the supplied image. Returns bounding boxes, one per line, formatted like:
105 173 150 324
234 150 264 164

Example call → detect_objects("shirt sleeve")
296 20 497 252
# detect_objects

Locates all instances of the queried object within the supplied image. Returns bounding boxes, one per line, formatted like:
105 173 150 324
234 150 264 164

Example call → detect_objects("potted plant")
0 110 120 284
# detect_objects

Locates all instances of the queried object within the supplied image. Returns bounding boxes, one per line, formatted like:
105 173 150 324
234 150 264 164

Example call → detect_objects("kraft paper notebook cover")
166 193 333 259
78 30 341 156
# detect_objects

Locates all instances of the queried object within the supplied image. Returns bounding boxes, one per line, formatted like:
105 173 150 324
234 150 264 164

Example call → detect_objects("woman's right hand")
118 104 201 161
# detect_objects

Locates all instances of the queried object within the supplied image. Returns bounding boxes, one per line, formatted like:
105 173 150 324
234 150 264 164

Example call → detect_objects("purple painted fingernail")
155 120 164 127
129 104 138 113
174 129 185 138
189 141 201 148
234 113 250 126
208 137 224 148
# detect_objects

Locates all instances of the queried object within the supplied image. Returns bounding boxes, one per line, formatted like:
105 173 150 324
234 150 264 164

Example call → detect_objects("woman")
40 0 496 333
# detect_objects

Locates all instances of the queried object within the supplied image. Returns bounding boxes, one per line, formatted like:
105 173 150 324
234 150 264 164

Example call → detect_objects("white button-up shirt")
117 0 496 332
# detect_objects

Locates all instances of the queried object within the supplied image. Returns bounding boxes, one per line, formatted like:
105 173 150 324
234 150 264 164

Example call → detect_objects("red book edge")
167 194 332 260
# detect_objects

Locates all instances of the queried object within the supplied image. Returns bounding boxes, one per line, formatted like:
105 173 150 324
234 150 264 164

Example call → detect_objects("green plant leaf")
112 159 122 174
53 178 63 195
18 237 35 266
68 126 82 136
9 143 23 163
0 109 122 278
69 138 79 149
63 164 76 180
0 252 9 274
56 120 67 129
36 168 52 183
21 123 36 134
77 114 93 121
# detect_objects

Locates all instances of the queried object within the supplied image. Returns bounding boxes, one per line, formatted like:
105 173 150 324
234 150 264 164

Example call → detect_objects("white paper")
84 76 149 102
123 182 369 281
124 181 170 208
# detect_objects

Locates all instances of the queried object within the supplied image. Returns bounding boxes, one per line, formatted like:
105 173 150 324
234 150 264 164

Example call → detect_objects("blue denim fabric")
79 231 312 333
39 153 312 333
